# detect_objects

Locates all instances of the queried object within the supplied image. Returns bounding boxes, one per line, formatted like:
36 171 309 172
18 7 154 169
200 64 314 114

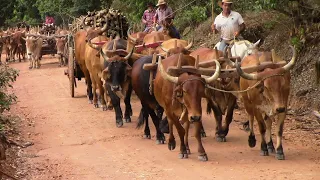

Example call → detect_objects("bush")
175 6 207 31
0 65 19 114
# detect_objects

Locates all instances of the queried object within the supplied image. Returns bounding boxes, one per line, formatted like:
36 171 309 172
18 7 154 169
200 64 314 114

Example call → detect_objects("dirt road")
7 57 320 179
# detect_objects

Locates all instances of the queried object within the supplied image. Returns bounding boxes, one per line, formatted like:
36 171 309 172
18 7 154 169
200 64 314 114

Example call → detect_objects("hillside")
186 10 320 132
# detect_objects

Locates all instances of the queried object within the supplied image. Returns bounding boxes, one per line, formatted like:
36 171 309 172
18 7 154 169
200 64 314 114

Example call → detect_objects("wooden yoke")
149 53 157 94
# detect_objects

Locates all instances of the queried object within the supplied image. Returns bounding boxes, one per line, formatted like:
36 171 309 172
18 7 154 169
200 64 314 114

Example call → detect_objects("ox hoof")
156 135 165 144
198 154 208 162
276 153 285 160
102 106 107 111
88 100 93 104
58 65 61 67
215 135 226 142
116 120 123 128
267 142 275 154
186 148 191 154
178 152 188 159
107 105 113 110
94 104 99 108
248 135 256 148
200 130 207 138
243 121 250 132
143 134 151 139
124 118 131 123
156 139 165 144
29 66 32 69
260 150 269 156
168 140 176 150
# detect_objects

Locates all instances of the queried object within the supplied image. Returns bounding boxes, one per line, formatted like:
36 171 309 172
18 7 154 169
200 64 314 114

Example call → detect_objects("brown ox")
235 46 296 160
85 35 113 110
24 34 43 69
73 23 107 102
55 29 69 67
154 53 220 161
190 47 239 142
12 31 26 62
128 31 171 55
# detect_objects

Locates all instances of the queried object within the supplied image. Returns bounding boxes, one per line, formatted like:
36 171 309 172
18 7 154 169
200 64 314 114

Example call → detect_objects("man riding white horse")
211 0 245 51
212 0 260 59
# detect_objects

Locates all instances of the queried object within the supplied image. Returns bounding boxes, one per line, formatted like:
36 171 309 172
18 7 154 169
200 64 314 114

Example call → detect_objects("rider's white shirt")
214 11 244 41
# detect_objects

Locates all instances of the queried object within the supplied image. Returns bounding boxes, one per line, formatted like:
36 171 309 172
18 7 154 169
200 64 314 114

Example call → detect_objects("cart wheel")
68 47 75 97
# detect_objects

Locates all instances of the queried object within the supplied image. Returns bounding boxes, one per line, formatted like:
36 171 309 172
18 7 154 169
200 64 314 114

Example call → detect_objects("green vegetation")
0 66 19 114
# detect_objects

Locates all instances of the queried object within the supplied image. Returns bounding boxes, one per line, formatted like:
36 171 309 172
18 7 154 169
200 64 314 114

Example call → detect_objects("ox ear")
126 66 132 77
253 39 261 47
102 67 110 80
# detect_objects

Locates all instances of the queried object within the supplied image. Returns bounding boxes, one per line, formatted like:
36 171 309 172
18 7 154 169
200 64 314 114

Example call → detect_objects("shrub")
0 65 19 114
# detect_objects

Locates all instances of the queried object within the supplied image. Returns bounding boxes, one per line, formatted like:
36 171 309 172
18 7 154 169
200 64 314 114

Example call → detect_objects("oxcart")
64 34 85 97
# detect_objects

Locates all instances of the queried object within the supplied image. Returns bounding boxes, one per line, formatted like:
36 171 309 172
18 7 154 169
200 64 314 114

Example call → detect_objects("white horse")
214 39 261 60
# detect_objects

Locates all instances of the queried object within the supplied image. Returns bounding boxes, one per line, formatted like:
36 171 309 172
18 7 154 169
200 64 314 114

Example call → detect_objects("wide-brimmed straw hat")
156 0 167 6
218 0 233 7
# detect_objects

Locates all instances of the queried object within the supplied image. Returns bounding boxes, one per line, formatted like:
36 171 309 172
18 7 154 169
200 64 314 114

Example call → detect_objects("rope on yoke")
206 74 285 94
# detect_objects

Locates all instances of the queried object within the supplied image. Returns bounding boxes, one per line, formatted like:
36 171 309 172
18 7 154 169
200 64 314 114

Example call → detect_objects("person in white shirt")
211 0 245 51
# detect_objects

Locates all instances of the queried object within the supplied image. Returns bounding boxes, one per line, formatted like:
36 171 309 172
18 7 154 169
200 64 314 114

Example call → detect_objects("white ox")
214 39 261 60
23 35 43 69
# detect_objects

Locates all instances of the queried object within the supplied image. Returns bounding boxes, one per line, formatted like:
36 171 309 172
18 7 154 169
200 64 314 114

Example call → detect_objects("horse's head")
231 39 260 59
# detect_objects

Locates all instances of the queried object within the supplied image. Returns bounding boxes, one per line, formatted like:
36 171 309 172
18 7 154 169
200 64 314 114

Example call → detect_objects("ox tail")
316 59 320 84
136 108 146 129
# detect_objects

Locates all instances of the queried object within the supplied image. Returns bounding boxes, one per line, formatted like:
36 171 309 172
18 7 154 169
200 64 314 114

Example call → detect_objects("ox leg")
29 59 33 69
107 86 123 127
58 55 62 67
124 84 133 123
275 113 286 160
104 89 113 110
166 113 176 151
149 109 165 144
142 107 151 139
195 121 208 161
254 109 268 156
210 101 225 142
183 119 191 154
265 115 275 154
91 76 99 108
96 78 107 111
84 71 93 104
221 95 237 137
172 117 188 159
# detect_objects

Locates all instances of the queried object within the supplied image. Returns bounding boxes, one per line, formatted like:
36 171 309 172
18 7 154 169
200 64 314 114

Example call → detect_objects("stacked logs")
82 8 129 39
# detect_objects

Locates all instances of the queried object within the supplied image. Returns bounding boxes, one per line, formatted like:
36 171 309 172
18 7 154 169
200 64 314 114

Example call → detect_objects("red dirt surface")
4 57 320 179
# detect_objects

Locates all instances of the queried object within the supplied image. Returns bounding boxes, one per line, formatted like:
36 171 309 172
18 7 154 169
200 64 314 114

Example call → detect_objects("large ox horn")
282 45 297 71
87 38 100 50
184 38 194 50
235 46 297 80
127 27 137 42
158 56 178 83
124 47 134 60
201 60 221 83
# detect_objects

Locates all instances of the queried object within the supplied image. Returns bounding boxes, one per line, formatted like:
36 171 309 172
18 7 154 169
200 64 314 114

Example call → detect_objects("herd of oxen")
0 21 297 162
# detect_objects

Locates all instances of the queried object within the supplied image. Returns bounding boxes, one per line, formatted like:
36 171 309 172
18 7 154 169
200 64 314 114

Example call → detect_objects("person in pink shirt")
45 14 55 25
142 2 156 32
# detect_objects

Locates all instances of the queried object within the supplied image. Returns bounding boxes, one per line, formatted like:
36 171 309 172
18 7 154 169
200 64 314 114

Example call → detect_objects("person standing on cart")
153 0 181 39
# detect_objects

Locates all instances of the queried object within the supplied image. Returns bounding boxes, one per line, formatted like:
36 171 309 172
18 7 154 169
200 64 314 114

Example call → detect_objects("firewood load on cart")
80 8 129 39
